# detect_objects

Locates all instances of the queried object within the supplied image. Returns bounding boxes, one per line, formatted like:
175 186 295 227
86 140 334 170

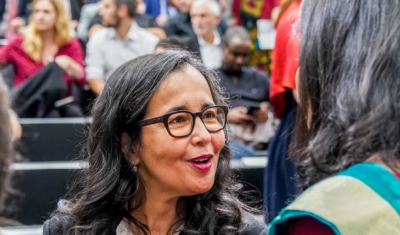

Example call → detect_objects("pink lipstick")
188 154 213 172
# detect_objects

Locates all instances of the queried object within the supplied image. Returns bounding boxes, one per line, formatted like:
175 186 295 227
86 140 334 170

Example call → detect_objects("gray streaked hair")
191 0 221 16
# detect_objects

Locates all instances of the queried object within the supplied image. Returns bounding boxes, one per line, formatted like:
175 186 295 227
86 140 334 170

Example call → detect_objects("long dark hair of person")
56 50 251 234
294 0 400 190
0 76 13 225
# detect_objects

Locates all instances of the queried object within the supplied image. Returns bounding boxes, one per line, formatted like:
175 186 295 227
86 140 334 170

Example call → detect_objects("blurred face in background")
172 0 193 13
222 37 252 72
190 5 220 36
99 0 120 27
32 0 57 32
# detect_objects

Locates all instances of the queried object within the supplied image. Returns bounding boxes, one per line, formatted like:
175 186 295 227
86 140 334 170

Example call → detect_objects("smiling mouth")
188 154 213 172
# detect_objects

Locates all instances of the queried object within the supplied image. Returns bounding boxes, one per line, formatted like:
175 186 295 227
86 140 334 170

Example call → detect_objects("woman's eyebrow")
164 106 188 113
164 102 216 114
202 102 216 109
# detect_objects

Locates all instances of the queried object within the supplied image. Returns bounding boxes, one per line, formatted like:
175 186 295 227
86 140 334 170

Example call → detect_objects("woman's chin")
186 181 215 196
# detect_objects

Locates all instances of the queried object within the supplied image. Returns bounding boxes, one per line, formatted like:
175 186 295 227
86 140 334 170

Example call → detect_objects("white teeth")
192 158 209 163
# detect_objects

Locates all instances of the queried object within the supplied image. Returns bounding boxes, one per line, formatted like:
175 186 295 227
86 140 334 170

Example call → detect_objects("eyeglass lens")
167 106 226 137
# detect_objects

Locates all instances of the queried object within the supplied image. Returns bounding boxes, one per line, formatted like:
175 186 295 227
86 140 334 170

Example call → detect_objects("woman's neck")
40 30 56 44
367 154 400 174
130 193 181 235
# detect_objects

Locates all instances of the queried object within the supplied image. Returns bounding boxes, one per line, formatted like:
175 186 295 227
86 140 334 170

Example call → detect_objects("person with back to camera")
43 50 267 235
268 0 400 234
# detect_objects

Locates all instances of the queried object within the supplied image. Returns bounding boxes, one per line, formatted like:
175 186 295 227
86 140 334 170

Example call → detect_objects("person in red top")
269 0 300 119
0 0 85 92
263 0 300 223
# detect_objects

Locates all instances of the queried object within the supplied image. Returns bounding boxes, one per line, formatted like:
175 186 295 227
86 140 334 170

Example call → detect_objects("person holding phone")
217 26 273 158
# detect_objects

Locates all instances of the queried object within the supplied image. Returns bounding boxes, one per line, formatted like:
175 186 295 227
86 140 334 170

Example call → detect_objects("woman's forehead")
145 66 214 113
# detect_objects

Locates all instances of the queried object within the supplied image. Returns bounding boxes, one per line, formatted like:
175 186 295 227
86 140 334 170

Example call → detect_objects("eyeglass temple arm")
137 116 164 127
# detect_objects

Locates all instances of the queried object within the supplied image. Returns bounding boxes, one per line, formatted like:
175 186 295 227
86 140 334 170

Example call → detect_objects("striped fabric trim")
338 162 400 216
268 163 400 235
283 175 400 234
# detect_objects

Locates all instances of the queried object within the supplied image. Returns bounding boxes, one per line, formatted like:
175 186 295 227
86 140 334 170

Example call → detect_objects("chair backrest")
9 118 90 225
18 118 90 161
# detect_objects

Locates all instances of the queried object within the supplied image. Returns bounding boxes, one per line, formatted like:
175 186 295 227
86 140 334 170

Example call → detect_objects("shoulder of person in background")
136 24 160 45
243 66 270 80
136 14 160 28
164 12 192 37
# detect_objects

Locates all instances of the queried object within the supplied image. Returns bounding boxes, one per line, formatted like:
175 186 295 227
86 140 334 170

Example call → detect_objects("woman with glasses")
43 50 267 235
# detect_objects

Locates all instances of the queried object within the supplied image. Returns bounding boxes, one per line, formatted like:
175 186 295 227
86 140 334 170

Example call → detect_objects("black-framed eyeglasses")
137 105 229 138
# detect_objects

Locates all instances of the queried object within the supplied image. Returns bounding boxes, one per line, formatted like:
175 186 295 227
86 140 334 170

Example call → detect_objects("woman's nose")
191 116 211 145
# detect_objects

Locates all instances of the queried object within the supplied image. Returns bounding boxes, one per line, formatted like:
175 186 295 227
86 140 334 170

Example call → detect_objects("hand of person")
55 56 83 79
253 102 269 122
228 107 256 125
156 14 169 28
10 17 26 30
55 55 72 71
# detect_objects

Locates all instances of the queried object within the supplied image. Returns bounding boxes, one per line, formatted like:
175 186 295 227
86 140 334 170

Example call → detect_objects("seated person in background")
269 0 400 234
86 0 159 95
217 27 272 157
43 50 267 235
143 0 178 27
165 0 227 38
154 36 187 52
11 0 83 34
0 0 23 40
187 0 223 69
87 0 166 40
0 0 85 92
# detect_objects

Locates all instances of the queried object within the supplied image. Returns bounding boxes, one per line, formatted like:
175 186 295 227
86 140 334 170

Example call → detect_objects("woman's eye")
204 112 216 119
169 114 189 124
171 117 184 123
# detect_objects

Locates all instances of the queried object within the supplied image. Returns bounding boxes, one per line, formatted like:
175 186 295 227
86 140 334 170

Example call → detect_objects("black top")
43 211 267 235
217 67 270 109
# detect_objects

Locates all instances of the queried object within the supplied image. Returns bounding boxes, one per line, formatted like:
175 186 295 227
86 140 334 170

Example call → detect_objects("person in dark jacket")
43 50 267 235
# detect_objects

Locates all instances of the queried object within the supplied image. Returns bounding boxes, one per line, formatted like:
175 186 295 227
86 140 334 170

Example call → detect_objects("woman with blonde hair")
0 0 85 92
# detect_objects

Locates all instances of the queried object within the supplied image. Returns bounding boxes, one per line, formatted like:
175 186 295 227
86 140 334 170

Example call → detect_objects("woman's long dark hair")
294 0 400 190
0 76 13 225
56 51 250 234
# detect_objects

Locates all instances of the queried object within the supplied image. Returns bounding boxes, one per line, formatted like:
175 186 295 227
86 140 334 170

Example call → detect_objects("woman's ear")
293 68 300 104
120 132 140 165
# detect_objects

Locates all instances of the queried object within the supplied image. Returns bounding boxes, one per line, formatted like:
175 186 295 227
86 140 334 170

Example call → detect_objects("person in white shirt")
85 0 159 95
187 0 223 69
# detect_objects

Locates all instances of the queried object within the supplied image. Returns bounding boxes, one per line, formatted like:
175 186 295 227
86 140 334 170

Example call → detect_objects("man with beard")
85 0 159 95
217 26 273 158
